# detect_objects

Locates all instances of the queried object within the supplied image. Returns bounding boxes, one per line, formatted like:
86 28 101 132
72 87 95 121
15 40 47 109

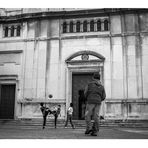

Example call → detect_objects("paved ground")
0 126 148 139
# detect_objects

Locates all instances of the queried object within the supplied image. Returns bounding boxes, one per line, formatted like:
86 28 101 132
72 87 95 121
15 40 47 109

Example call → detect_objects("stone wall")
0 10 148 120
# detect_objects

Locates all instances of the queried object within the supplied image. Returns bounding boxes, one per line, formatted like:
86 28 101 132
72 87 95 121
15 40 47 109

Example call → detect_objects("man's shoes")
91 132 98 136
42 126 45 129
85 129 93 135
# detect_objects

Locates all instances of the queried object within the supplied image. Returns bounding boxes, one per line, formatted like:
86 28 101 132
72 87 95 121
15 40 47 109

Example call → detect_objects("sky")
1 0 148 8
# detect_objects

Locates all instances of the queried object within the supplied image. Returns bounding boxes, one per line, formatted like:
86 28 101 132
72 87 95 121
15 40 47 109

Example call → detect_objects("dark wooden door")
72 73 93 120
0 84 16 119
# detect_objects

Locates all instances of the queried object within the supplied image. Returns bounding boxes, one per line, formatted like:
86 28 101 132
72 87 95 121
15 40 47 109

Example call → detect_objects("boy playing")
64 103 75 129
40 103 52 129
52 105 61 128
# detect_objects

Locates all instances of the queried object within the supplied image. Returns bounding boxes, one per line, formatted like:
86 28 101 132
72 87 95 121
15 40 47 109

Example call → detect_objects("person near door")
64 103 75 129
84 73 106 136
78 90 86 119
40 103 52 129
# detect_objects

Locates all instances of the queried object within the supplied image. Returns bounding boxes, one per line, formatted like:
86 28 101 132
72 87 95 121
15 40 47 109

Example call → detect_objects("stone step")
0 119 148 128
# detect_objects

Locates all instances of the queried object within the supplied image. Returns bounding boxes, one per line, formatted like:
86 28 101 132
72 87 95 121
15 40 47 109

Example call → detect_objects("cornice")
0 8 148 23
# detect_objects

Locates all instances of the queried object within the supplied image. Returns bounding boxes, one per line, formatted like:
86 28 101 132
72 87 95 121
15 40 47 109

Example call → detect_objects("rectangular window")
3 24 21 38
62 17 109 34
4 27 8 37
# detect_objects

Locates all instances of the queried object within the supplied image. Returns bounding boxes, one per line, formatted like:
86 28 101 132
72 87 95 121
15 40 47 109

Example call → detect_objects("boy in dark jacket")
84 73 106 136
40 103 52 129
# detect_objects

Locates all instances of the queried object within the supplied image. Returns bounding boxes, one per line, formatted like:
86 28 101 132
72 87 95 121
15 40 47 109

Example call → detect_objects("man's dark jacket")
84 80 106 104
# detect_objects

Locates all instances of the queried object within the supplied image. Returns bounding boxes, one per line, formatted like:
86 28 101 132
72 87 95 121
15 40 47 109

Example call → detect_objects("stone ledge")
105 99 148 104
17 98 66 104
0 50 23 54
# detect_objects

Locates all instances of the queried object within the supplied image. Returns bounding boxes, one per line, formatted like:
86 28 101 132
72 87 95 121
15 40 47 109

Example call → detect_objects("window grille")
90 20 94 32
104 20 109 31
83 20 87 32
3 24 21 37
76 21 80 32
16 25 21 36
4 26 8 37
97 20 101 31
69 21 74 33
11 26 15 37
62 18 109 33
63 22 67 33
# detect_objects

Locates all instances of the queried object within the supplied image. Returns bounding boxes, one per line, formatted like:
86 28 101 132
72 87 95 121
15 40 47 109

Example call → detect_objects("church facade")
0 8 148 120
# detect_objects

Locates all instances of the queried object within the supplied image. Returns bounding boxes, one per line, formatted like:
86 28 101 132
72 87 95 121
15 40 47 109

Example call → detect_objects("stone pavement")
0 126 148 139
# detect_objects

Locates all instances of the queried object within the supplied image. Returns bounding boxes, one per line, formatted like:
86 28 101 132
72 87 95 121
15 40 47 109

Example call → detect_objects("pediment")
65 50 105 63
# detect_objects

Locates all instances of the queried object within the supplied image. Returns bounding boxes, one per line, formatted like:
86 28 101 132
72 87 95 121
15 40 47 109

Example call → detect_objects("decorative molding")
0 50 23 54
0 74 18 80
17 98 66 104
65 50 105 63
1 9 148 22
67 60 104 67
0 32 148 44
105 99 148 104
81 54 89 61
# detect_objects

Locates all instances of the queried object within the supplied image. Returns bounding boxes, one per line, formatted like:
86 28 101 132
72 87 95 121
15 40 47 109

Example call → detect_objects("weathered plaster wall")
0 11 148 120
20 13 148 119
20 19 66 118
142 36 148 98
111 37 124 99
105 13 148 119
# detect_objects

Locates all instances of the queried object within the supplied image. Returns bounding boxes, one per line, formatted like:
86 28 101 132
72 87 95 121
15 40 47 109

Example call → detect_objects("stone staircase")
0 119 148 129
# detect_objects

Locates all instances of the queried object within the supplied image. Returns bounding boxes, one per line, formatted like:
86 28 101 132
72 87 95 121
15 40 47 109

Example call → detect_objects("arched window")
11 26 15 37
63 22 67 33
76 21 81 32
90 20 94 32
83 20 87 32
4 26 8 37
97 20 101 31
69 21 74 33
104 19 109 31
16 25 21 36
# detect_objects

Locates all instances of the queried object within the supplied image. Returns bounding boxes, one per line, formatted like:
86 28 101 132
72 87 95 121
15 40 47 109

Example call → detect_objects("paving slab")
0 126 148 139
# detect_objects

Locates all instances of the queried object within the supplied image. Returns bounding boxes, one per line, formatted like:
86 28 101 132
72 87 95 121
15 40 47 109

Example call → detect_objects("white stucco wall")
0 11 148 119
142 36 148 98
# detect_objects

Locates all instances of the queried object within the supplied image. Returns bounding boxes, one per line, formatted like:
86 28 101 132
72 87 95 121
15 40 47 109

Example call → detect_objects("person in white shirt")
52 105 61 128
64 103 75 129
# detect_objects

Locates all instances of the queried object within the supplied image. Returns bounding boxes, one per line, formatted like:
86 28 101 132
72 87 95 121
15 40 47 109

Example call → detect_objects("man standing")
84 73 106 136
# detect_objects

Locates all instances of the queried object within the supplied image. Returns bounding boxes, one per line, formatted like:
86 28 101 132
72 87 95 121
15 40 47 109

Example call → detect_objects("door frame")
0 75 18 119
65 62 104 119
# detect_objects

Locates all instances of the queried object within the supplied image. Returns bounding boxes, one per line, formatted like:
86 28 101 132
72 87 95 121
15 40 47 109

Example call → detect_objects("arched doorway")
65 50 105 120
